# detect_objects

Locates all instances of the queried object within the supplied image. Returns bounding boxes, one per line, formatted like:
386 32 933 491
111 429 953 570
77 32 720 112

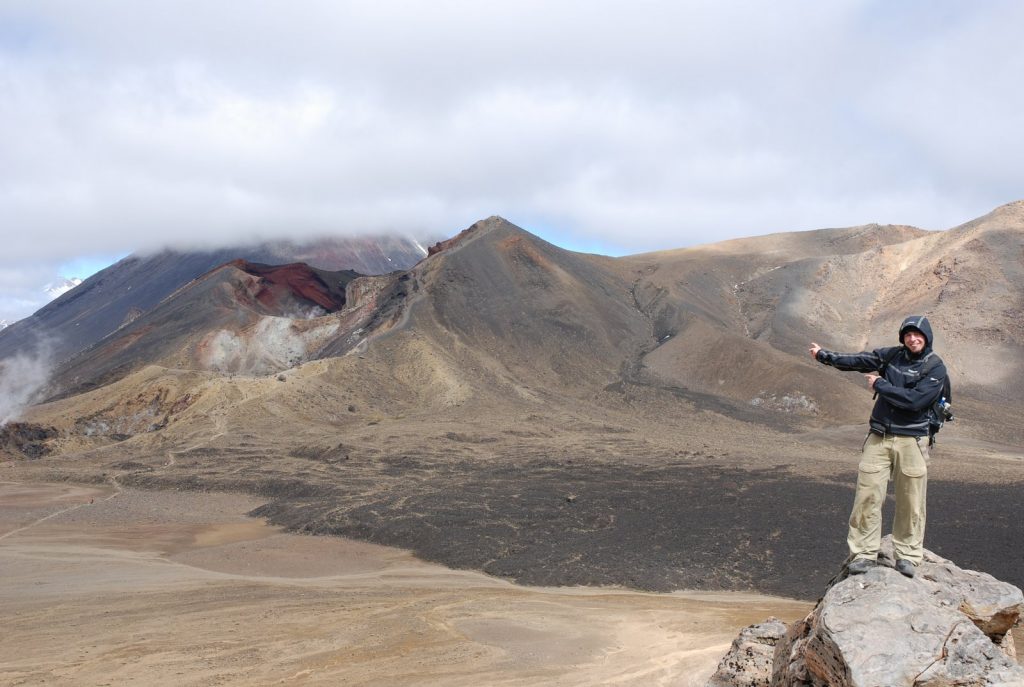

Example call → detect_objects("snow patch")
44 277 83 300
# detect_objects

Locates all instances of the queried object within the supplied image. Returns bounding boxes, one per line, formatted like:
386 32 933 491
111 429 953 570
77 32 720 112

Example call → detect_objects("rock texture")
707 617 789 687
709 537 1024 686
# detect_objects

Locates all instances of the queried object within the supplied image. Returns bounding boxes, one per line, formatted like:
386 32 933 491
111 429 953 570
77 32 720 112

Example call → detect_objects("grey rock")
710 536 1024 687
707 618 788 687
998 631 1017 662
873 536 1023 643
773 569 1022 685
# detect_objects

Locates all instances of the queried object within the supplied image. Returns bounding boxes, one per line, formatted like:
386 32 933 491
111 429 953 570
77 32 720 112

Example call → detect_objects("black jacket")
816 316 947 437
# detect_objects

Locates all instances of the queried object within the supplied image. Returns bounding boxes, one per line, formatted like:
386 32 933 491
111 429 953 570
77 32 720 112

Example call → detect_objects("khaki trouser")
847 432 930 564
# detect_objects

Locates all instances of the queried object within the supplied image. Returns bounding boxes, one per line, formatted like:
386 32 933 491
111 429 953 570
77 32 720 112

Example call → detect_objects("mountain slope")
605 202 1024 441
401 217 649 391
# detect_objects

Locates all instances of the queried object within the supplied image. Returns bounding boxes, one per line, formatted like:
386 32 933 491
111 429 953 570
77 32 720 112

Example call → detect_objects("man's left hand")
865 373 880 390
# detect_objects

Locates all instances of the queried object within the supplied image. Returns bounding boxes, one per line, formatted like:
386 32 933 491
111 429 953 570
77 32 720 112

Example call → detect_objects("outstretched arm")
809 343 890 373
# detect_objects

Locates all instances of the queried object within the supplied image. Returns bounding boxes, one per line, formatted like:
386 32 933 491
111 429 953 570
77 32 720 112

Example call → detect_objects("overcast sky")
1 1 1022 323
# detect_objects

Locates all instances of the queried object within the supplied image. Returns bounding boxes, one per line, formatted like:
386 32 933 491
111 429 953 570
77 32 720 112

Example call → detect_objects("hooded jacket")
815 315 946 437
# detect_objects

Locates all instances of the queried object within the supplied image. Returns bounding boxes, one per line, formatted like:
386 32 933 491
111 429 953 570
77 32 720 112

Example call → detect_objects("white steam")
282 304 329 321
201 317 340 375
0 346 55 427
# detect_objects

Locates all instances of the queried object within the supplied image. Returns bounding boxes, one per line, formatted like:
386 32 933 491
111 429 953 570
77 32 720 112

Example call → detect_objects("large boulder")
709 537 1024 687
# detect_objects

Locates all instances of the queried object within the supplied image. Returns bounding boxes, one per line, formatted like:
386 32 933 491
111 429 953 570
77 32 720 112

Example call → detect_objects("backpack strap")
917 351 942 377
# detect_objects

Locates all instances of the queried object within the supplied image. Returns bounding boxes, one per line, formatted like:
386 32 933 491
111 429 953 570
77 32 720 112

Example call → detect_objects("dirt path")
0 480 119 540
0 481 811 686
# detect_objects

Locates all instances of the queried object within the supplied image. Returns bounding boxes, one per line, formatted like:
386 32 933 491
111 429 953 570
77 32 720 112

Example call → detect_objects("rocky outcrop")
0 421 58 459
709 537 1024 687
707 618 789 687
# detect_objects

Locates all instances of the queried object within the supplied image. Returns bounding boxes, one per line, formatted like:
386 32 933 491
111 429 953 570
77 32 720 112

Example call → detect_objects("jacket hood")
899 315 933 348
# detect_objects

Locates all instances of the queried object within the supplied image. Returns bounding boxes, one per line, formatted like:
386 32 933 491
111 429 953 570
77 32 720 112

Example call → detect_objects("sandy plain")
0 480 813 687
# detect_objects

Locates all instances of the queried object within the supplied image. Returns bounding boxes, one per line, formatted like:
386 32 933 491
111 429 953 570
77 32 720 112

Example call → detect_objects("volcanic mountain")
0 235 429 368
52 260 363 397
10 205 1024 599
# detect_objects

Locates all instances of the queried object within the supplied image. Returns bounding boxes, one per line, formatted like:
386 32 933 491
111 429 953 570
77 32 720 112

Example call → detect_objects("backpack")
876 347 953 444
925 358 953 442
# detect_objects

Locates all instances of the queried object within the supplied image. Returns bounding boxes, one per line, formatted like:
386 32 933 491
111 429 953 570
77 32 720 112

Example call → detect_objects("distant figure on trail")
809 316 948 579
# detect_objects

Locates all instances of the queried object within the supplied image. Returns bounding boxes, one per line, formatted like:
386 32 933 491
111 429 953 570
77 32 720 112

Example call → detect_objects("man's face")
903 329 926 354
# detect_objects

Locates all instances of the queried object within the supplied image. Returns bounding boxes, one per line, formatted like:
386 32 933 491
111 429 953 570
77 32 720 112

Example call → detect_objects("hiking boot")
847 558 875 575
895 559 917 578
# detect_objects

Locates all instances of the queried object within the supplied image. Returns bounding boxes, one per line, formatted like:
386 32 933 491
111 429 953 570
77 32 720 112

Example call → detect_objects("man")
809 315 947 578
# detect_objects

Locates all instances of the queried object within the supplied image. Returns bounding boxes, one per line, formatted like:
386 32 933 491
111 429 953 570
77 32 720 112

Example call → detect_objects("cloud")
0 1 1021 315
0 263 68 325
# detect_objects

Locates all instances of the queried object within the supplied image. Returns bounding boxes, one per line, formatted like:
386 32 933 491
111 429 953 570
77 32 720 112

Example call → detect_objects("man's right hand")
809 343 822 360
